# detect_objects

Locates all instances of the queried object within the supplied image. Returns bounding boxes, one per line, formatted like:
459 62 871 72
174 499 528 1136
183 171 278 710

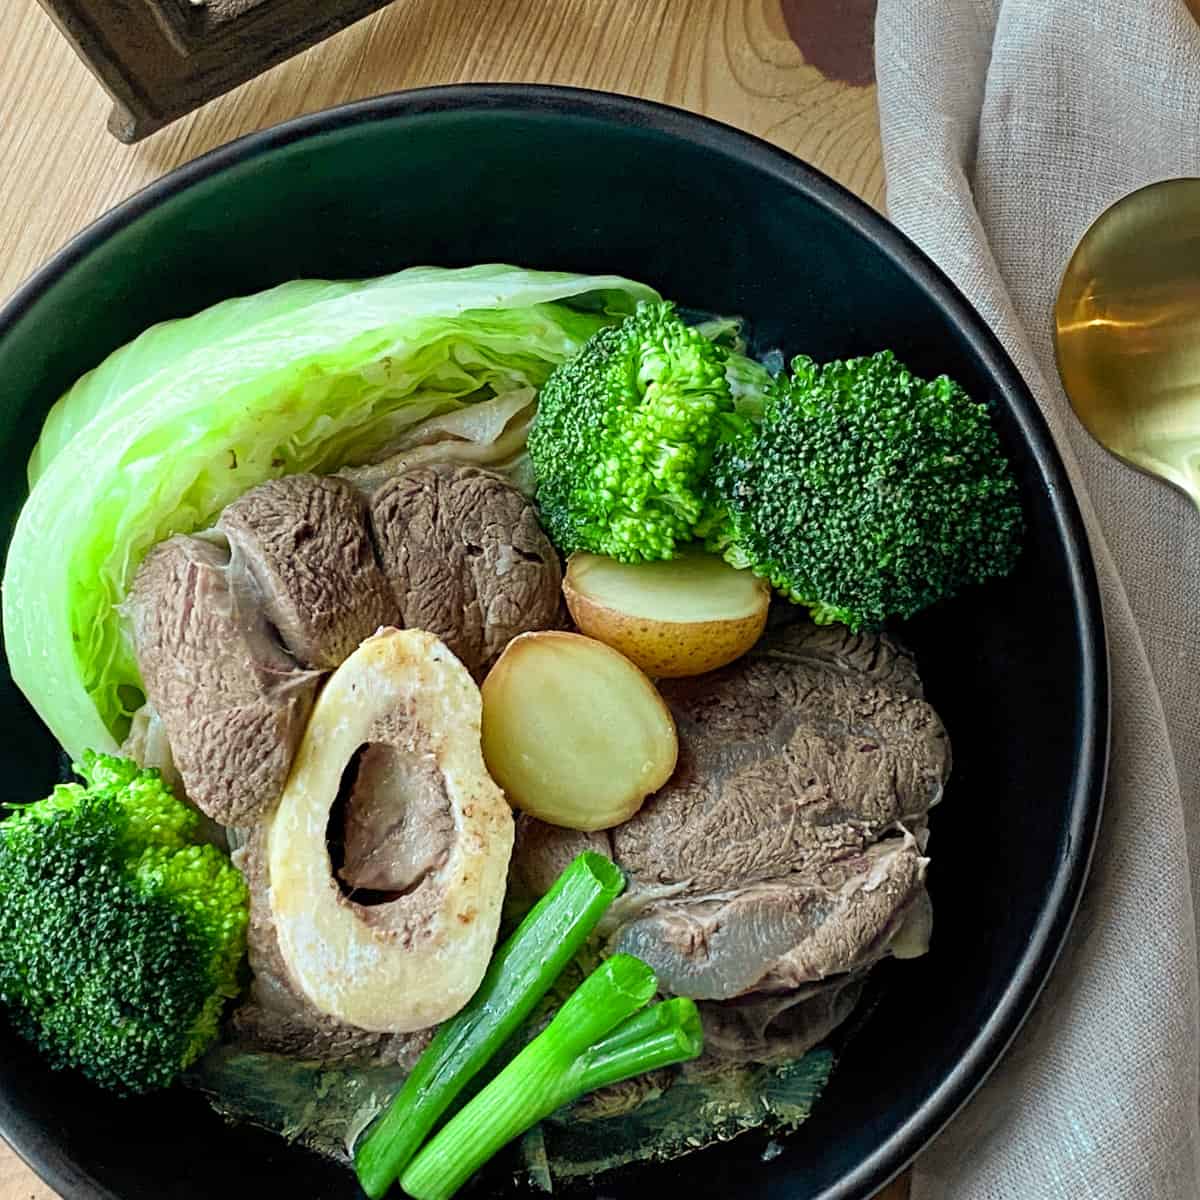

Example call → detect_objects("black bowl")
0 86 1106 1200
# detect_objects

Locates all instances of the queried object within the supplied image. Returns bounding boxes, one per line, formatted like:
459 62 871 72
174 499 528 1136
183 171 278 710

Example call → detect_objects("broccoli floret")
0 751 248 1094
709 350 1023 630
528 302 741 561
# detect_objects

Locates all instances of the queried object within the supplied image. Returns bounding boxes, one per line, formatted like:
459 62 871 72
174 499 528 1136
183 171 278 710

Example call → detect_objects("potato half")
563 550 770 678
481 631 678 831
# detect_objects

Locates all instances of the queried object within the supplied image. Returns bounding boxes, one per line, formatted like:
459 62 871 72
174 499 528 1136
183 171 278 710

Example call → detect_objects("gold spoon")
1054 178 1200 510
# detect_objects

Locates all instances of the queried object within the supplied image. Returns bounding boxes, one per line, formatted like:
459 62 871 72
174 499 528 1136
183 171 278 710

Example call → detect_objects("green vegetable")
528 300 743 562
354 852 625 1200
399 957 703 1200
725 349 775 422
709 350 1023 630
3 265 658 758
688 314 775 419
0 752 249 1094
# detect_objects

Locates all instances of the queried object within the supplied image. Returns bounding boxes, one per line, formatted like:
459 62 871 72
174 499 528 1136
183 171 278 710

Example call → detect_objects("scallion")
399 956 703 1200
354 851 624 1199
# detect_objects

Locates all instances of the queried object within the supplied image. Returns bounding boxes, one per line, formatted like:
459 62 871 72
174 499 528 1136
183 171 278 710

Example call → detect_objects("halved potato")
481 631 677 831
563 550 770 678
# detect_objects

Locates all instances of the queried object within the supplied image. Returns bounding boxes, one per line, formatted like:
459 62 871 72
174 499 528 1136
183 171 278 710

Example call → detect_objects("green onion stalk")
400 955 704 1200
354 852 624 1199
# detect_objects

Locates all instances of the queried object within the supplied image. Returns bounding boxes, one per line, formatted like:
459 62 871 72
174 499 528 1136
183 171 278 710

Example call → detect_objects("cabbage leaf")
3 264 658 757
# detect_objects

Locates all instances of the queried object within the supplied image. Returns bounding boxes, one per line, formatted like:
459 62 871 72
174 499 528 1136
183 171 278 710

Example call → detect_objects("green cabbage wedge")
3 264 657 757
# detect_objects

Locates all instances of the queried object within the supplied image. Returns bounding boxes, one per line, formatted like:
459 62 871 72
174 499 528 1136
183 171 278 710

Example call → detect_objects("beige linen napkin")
875 0 1200 1195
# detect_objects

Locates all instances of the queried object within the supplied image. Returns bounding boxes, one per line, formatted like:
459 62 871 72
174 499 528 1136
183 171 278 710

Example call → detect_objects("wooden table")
0 1 904 1196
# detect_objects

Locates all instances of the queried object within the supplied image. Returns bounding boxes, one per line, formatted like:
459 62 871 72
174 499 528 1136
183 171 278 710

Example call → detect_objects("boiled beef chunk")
368 464 563 680
125 534 322 827
217 474 397 669
611 834 927 1000
611 622 948 895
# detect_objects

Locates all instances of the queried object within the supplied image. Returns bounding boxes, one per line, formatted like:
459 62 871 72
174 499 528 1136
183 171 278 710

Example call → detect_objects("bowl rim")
0 82 1108 1200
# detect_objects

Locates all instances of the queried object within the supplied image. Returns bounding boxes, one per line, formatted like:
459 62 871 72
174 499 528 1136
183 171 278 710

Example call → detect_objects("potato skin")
562 576 769 678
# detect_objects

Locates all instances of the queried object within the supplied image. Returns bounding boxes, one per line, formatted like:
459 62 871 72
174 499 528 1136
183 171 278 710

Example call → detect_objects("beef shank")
217 473 397 669
125 533 321 827
368 463 564 682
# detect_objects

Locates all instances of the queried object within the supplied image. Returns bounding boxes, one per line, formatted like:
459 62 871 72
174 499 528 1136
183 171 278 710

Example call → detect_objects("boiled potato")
480 631 677 831
562 550 770 678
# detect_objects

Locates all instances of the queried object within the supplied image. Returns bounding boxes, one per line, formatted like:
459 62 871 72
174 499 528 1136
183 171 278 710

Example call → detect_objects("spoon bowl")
1054 177 1200 509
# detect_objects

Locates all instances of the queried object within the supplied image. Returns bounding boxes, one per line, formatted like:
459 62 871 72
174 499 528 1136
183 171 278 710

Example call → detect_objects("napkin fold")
875 1 1200 1195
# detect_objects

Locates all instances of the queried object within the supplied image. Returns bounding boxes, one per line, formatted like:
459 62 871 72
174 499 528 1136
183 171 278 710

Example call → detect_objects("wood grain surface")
0 1 901 1197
